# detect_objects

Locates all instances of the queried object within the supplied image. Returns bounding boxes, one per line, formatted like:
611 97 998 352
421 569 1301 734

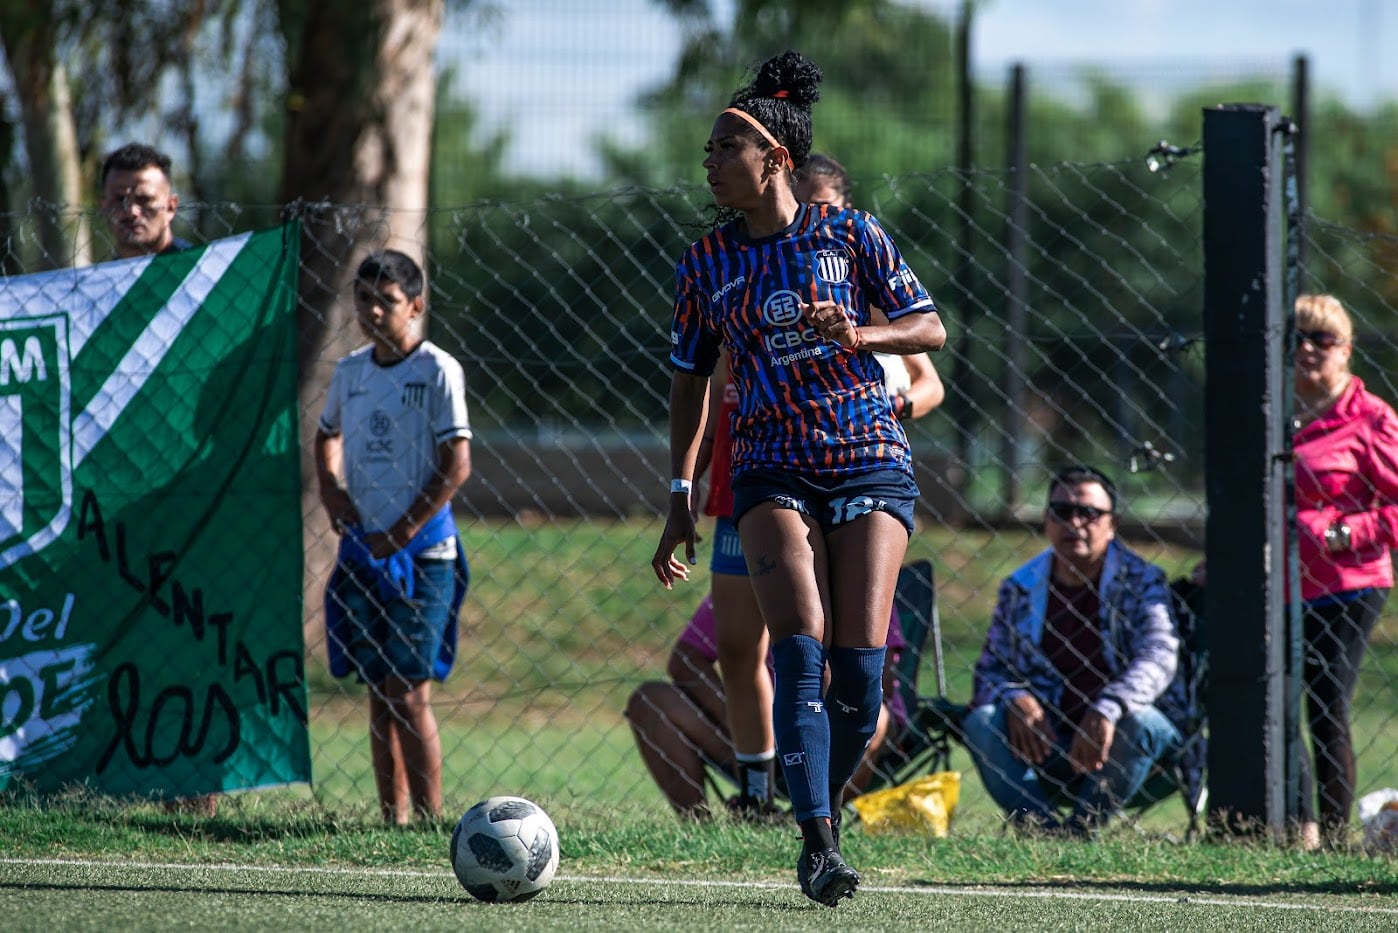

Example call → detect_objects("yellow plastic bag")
849 771 961 837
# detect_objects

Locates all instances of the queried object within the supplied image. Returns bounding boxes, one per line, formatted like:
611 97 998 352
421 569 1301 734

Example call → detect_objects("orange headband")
721 107 792 169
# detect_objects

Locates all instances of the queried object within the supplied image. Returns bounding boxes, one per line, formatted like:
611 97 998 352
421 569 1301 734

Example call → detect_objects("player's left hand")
802 298 859 350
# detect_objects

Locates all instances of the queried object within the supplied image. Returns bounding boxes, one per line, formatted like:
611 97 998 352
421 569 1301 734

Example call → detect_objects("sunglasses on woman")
1297 329 1344 350
1046 502 1111 524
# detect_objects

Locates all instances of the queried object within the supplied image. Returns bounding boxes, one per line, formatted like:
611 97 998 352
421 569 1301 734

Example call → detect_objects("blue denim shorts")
709 515 748 576
340 557 454 684
730 468 919 537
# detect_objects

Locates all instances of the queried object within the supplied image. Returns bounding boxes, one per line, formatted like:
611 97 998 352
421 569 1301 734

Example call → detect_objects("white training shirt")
318 341 472 538
875 352 912 395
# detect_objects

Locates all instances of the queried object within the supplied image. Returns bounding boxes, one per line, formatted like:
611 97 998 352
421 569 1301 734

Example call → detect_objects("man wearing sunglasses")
961 465 1188 837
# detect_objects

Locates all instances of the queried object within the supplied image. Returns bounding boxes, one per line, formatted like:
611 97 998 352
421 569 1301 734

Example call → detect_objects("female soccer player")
651 50 946 907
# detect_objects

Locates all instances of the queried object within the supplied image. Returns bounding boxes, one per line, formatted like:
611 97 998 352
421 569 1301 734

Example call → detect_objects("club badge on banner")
0 223 310 799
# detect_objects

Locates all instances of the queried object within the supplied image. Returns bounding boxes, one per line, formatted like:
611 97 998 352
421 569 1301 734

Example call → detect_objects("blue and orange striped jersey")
670 203 938 478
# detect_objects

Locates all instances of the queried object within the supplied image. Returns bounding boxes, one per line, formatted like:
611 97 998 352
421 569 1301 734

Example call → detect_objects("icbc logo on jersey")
761 290 827 365
366 409 394 454
761 290 804 328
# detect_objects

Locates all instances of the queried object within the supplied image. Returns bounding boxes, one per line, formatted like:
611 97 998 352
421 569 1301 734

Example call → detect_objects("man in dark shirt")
99 143 190 259
962 465 1187 836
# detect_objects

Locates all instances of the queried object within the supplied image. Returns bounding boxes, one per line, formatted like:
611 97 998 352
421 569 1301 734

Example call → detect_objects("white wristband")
671 478 692 495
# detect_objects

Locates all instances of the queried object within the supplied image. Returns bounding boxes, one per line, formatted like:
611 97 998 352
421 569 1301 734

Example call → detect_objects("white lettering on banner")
0 594 75 644
0 395 20 539
0 315 72 571
0 642 98 769
0 337 47 385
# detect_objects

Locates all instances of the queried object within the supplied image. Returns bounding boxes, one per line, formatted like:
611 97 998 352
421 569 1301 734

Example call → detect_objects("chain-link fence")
2 149 1395 834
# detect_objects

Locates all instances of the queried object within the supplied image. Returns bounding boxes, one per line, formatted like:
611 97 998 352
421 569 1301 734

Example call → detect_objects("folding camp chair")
1124 576 1208 839
863 559 967 793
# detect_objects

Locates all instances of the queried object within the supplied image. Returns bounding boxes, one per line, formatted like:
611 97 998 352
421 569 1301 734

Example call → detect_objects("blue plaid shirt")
971 540 1190 736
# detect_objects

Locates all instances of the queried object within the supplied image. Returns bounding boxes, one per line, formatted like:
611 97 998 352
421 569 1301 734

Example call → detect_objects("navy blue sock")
771 634 830 822
735 750 775 803
825 644 886 798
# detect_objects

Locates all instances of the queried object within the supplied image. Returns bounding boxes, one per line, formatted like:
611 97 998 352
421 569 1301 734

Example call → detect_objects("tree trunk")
278 0 445 642
0 6 92 270
0 94 19 275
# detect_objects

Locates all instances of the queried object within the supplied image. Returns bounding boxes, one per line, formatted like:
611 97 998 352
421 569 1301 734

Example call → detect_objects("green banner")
0 223 309 799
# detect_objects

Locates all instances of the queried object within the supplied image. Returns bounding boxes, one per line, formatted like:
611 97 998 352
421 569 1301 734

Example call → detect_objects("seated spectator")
626 594 906 821
962 465 1189 837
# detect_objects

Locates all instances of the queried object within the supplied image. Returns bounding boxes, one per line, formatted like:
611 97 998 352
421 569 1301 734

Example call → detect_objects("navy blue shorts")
730 468 918 537
709 515 748 576
340 557 454 684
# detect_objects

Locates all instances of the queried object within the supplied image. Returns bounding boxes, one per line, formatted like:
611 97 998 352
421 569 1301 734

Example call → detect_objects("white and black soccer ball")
450 795 561 903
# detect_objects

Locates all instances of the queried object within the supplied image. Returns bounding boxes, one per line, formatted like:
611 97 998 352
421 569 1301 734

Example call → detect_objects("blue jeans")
340 557 454 684
962 701 1182 828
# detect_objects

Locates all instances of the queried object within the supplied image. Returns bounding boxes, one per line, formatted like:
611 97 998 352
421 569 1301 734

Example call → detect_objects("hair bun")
755 50 822 109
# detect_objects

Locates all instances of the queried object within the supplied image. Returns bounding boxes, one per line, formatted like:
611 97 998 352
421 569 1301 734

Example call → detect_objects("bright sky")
444 0 1397 179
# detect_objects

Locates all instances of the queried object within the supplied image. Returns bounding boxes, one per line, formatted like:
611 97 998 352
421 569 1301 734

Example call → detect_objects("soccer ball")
1359 788 1398 856
450 795 561 903
1363 800 1398 855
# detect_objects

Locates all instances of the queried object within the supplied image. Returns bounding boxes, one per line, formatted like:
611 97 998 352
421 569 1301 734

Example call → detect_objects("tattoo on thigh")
750 554 777 577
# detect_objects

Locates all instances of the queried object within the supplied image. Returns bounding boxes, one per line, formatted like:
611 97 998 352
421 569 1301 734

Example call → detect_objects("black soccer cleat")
797 847 860 907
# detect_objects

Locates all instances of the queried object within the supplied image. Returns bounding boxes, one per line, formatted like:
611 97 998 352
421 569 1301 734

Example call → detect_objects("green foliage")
425 187 706 431
615 0 958 186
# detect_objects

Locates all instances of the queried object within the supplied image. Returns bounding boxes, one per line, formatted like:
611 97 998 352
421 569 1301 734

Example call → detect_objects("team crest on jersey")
370 409 392 436
814 249 851 284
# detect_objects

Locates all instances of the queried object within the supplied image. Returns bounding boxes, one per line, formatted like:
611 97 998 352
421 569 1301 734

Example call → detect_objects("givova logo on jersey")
0 316 72 569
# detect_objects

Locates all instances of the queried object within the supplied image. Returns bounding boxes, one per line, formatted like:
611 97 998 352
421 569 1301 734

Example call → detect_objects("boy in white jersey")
315 249 472 825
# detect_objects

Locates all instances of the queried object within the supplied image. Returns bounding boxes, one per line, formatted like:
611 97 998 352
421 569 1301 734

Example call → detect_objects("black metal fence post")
1202 103 1292 836
1001 62 1028 512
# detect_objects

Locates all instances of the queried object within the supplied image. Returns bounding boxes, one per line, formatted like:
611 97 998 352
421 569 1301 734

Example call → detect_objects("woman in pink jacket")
1292 292 1398 847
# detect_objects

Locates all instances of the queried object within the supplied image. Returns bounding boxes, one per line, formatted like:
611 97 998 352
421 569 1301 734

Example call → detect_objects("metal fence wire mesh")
2 153 1395 832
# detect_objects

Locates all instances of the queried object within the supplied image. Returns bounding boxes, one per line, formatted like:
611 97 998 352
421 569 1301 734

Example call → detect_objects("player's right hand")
651 505 697 588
